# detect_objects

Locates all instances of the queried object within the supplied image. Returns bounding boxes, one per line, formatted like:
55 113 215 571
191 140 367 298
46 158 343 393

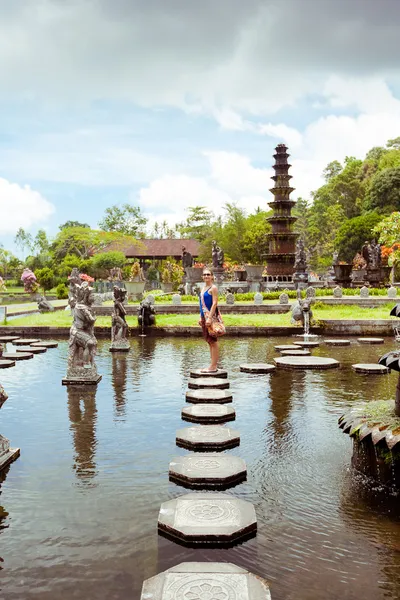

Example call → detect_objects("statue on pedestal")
110 286 130 352
37 296 54 312
212 240 224 268
63 273 101 385
182 246 194 269
138 296 156 328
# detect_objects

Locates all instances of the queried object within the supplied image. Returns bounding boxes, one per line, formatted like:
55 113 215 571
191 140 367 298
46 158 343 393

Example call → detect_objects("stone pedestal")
62 366 102 386
213 267 225 285
0 434 20 472
109 340 130 352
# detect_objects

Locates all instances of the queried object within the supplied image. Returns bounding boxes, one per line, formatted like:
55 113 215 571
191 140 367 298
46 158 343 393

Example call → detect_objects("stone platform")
140 562 271 600
158 493 257 546
293 340 320 348
62 375 102 386
188 377 230 390
239 363 276 374
325 339 351 346
12 338 40 346
186 389 233 404
275 344 302 351
2 352 33 361
0 336 21 343
0 359 15 369
274 356 340 370
190 368 228 379
169 454 247 489
0 447 20 472
16 345 47 354
352 363 390 374
31 341 58 348
176 425 240 451
357 337 384 344
280 349 310 356
181 404 235 424
109 342 130 352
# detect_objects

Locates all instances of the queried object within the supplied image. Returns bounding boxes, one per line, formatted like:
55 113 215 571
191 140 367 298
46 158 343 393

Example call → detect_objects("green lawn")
4 302 396 328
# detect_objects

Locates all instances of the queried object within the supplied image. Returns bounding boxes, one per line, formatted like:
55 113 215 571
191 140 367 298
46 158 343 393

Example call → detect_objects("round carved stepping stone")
357 337 385 344
188 377 230 390
2 351 34 361
274 356 339 370
30 341 58 348
12 338 40 346
186 389 233 404
176 425 240 451
293 340 320 348
169 454 247 488
140 562 271 600
182 404 235 424
0 336 21 343
158 493 257 545
0 359 15 369
352 363 390 374
280 349 310 356
325 339 351 346
190 368 228 379
239 363 276 374
274 344 300 351
16 346 47 354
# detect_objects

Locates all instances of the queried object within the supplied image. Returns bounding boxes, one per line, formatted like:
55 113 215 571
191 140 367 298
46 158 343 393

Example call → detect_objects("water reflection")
67 386 98 486
111 354 128 419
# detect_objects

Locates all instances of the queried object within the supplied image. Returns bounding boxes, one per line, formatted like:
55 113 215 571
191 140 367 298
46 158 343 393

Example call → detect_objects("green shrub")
56 282 69 299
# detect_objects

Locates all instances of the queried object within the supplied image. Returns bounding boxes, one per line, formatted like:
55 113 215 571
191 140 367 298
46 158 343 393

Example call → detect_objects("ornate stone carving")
110 286 130 352
254 292 263 305
0 434 10 457
333 285 343 298
360 285 369 298
63 272 101 384
37 296 54 312
172 293 182 305
138 297 156 328
226 292 235 305
388 286 397 299
182 246 194 269
212 240 224 268
306 286 316 298
279 292 289 304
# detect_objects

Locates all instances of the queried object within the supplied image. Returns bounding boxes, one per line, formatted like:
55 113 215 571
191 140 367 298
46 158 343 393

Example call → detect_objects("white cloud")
0 178 55 234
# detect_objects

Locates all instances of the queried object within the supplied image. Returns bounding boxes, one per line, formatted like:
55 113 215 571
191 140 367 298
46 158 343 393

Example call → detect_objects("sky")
1 0 400 251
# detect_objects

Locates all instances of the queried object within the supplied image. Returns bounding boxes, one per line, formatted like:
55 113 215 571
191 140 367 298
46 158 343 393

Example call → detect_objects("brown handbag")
201 292 226 337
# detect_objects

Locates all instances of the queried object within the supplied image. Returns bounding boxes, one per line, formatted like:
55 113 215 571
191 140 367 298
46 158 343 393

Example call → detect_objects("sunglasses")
203 273 212 277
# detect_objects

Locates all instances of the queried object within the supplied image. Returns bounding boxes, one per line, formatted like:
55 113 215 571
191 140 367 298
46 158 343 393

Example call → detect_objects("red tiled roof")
122 238 200 258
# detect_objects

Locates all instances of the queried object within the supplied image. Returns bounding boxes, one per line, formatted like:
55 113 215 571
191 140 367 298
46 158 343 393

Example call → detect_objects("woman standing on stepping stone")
199 268 220 373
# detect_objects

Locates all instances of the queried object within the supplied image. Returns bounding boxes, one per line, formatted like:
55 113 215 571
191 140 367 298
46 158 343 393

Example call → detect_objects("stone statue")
368 239 381 268
332 251 339 266
110 286 130 352
37 296 54 313
68 268 82 310
362 241 370 266
0 343 3 358
212 240 224 268
0 382 8 407
63 276 101 384
182 246 193 269
294 239 307 272
0 434 10 458
291 289 313 326
109 267 123 281
138 296 156 328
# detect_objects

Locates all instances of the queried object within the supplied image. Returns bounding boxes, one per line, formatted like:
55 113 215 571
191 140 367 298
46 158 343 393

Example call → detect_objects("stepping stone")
158 493 257 545
16 346 47 354
186 389 233 404
2 352 34 361
239 363 276 374
190 368 228 379
182 404 235 424
30 341 58 348
140 562 271 600
357 337 385 344
293 340 320 348
169 454 247 489
12 338 40 346
0 359 15 369
325 339 351 346
188 377 230 390
280 349 310 356
176 426 240 451
0 447 20 472
274 344 300 351
0 336 21 343
274 356 339 370
352 363 390 374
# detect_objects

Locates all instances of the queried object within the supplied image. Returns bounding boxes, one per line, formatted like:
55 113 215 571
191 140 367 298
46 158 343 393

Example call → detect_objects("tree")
35 267 55 294
59 220 90 230
33 229 50 254
335 212 383 262
98 204 147 237
91 251 126 272
373 212 400 247
366 167 400 213
0 247 21 279
387 137 400 150
178 206 214 242
14 227 33 258
241 211 271 263
323 160 342 181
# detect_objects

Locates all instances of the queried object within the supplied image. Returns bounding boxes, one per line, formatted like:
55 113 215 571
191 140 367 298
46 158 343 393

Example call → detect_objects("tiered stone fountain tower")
265 144 298 283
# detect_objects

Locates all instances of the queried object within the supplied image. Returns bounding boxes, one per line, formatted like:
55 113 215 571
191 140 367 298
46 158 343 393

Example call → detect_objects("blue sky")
1 0 400 253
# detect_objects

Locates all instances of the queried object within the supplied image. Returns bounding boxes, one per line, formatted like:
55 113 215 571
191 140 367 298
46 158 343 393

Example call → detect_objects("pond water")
0 336 400 600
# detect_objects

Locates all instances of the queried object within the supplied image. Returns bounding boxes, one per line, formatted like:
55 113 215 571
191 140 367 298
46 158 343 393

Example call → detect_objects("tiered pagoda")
265 144 298 282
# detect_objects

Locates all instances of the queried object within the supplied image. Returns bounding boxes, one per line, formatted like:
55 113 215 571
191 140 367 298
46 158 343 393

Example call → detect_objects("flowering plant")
21 268 38 293
352 253 367 270
193 262 205 268
79 273 95 283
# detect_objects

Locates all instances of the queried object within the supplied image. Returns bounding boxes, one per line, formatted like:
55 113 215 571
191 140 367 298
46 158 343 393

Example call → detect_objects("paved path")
1 300 68 316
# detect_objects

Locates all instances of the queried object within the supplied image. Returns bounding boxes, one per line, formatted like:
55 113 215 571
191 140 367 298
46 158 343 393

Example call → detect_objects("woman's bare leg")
209 340 219 370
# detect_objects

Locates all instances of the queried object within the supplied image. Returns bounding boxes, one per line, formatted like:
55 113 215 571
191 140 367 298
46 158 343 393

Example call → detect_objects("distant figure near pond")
199 267 225 372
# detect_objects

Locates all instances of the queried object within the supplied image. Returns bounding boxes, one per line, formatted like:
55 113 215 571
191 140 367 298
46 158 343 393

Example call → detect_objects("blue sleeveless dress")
200 288 213 317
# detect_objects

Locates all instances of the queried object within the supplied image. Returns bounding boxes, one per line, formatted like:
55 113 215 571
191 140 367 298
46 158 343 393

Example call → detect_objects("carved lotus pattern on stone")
183 582 229 600
188 503 225 521
193 459 221 470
